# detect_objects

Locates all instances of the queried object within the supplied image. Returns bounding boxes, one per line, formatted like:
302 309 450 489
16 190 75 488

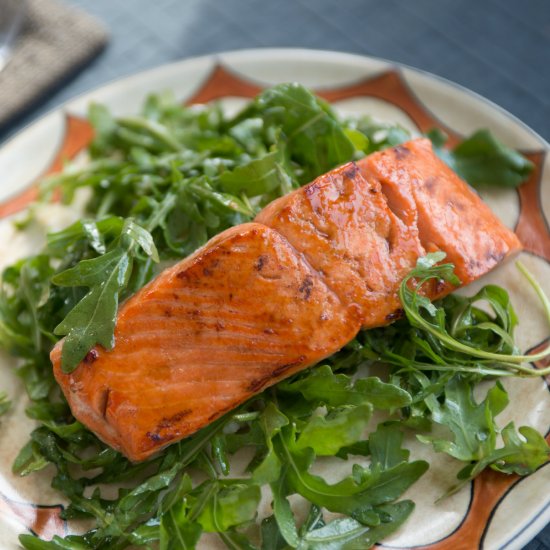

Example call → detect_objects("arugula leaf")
52 218 159 372
267 411 423 548
25 401 69 422
295 404 372 456
453 422 550 484
417 377 508 462
270 425 420 548
350 116 411 153
219 529 259 550
46 218 120 255
253 402 289 484
445 129 533 189
19 534 92 550
123 219 160 262
253 83 355 182
418 377 549 491
398 253 550 375
197 483 261 532
52 247 128 289
160 501 202 550
261 515 288 550
53 248 130 371
280 365 411 410
275 425 427 516
343 128 369 153
88 102 118 156
299 504 326 538
1 256 55 357
211 433 230 476
489 423 550 475
271 469 300 548
219 151 293 200
298 500 414 549
369 423 410 470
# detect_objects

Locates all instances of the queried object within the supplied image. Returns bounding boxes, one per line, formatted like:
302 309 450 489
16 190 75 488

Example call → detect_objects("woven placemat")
0 0 108 127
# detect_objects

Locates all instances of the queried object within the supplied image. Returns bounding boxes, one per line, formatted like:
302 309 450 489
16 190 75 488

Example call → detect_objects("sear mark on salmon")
247 356 307 393
157 409 192 429
298 276 314 300
385 309 403 321
99 388 111 419
84 349 99 364
486 250 506 264
393 145 410 159
146 432 162 442
424 176 438 193
342 163 358 180
255 255 268 271
146 431 177 443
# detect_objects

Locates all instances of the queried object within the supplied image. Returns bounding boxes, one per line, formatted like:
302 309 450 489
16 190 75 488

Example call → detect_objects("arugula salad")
0 83 548 549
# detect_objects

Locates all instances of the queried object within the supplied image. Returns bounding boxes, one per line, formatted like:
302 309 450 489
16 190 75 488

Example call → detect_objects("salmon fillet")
51 223 360 461
52 138 521 461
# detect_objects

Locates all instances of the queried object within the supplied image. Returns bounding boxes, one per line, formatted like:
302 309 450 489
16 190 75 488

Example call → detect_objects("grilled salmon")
51 223 360 461
52 138 521 461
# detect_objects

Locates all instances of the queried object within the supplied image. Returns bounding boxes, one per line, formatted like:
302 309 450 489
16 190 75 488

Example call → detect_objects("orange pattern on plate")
185 64 263 105
515 152 550 261
0 494 65 540
318 70 464 146
0 115 94 218
397 470 522 550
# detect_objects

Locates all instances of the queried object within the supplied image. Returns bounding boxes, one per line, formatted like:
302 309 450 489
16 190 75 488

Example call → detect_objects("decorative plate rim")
1 48 548 151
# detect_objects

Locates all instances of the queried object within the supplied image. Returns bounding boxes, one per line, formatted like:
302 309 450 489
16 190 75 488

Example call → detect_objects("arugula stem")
217 531 239 550
397 363 514 377
118 117 182 152
201 449 218 480
399 262 550 376
96 189 117 219
144 192 177 232
516 261 550 327
189 481 218 523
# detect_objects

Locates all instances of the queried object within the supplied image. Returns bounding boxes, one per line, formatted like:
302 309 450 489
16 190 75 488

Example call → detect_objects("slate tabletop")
1 0 549 548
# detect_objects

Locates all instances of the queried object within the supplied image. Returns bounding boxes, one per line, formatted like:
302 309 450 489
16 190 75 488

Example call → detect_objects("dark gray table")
2 1 549 548
1 0 549 143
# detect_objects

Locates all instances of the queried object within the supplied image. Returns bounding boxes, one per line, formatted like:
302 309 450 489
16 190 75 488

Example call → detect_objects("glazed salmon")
52 138 521 461
51 223 360 461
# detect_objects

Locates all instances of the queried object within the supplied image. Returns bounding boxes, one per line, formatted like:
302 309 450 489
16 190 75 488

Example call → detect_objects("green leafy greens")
428 128 534 188
53 218 160 372
0 83 546 550
418 377 550 495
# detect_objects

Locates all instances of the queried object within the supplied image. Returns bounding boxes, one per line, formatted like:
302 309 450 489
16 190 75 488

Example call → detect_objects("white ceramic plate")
0 49 549 550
